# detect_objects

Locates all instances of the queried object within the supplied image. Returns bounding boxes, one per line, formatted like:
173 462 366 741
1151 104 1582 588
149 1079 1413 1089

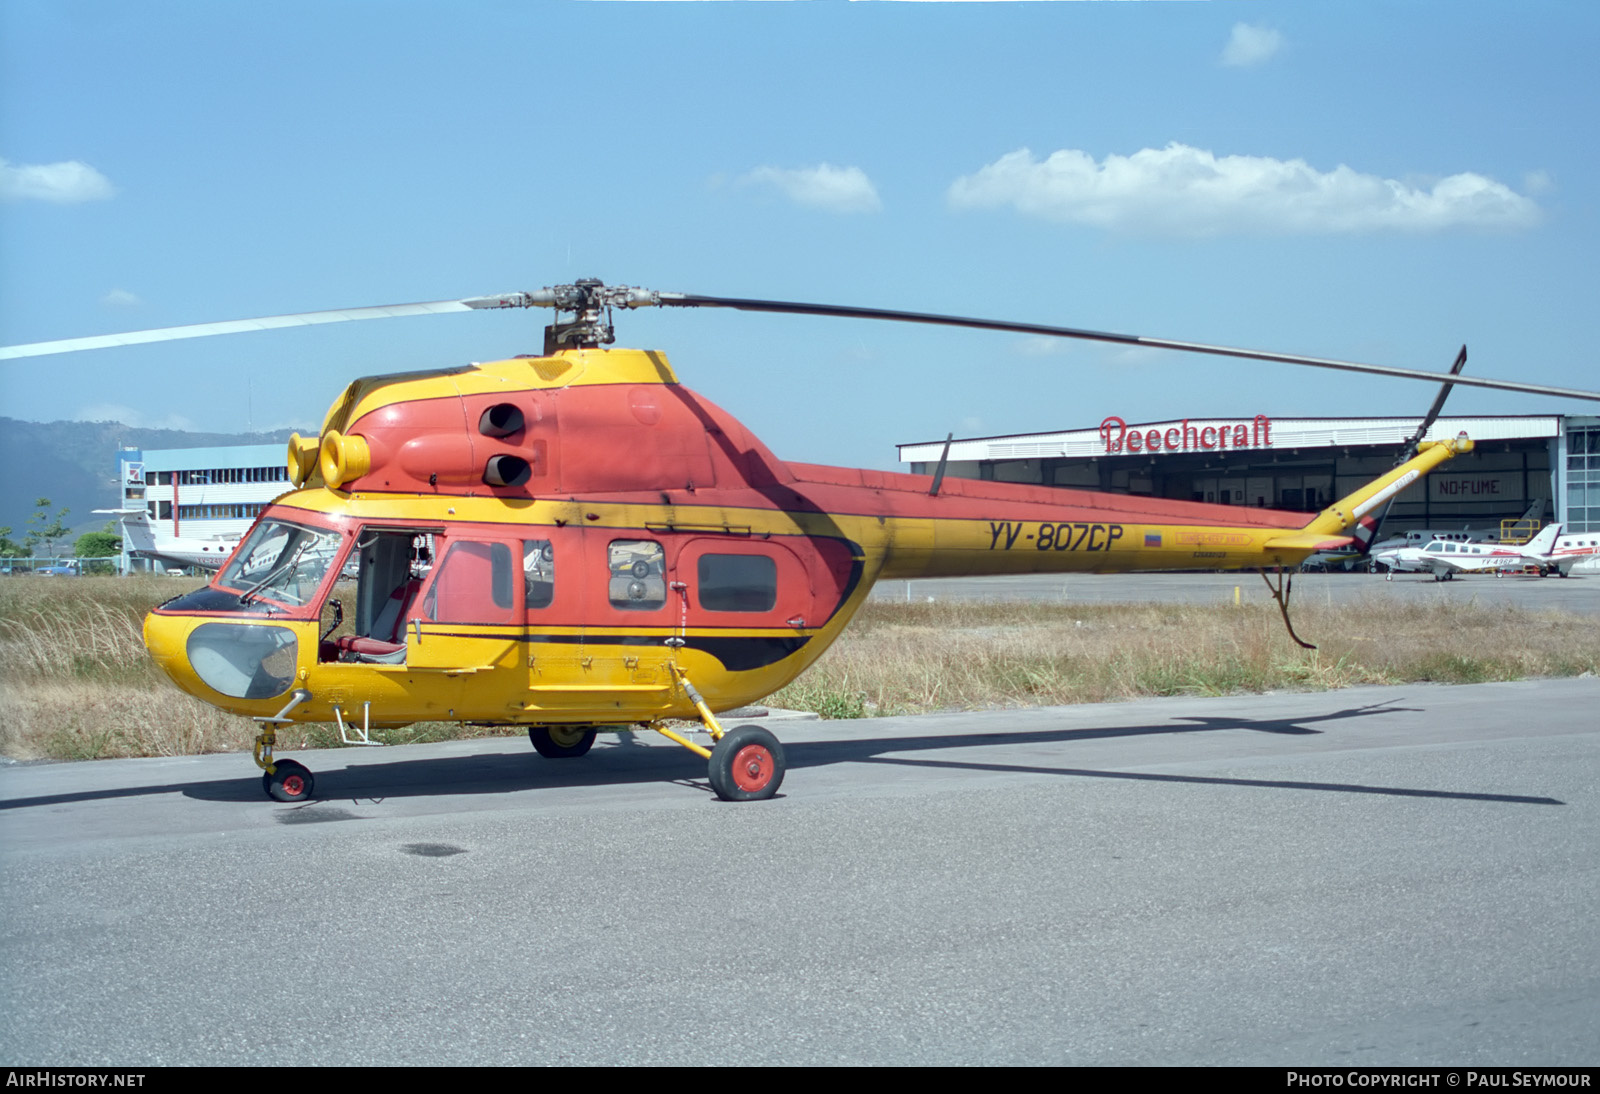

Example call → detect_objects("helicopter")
6 280 1599 804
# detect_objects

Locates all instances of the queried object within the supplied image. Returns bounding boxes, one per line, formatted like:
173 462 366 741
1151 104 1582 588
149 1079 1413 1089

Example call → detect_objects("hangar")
899 414 1600 536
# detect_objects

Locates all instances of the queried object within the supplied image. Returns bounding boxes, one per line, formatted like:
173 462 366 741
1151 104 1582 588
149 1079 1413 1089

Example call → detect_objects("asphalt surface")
3 678 1597 1066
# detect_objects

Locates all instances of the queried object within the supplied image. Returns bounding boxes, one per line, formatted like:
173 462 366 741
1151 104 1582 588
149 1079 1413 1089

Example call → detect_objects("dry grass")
770 597 1600 718
1 576 1596 761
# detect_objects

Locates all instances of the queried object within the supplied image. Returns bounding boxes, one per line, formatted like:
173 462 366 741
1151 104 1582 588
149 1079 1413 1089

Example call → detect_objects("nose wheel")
263 758 315 802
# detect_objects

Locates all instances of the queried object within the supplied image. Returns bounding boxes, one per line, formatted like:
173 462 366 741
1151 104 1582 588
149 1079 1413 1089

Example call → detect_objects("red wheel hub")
730 744 773 792
281 774 305 797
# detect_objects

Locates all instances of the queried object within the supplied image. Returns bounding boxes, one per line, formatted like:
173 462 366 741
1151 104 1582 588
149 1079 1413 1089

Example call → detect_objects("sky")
2 0 1597 472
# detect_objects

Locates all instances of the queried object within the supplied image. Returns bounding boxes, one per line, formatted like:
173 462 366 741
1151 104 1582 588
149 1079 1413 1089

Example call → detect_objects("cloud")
739 163 882 213
100 289 142 308
1523 169 1554 194
0 157 117 203
1221 23 1284 68
948 143 1541 237
1013 336 1071 357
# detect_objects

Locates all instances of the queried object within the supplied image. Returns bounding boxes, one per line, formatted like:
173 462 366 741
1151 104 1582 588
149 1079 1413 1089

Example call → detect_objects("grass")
769 597 1600 718
1 575 1596 760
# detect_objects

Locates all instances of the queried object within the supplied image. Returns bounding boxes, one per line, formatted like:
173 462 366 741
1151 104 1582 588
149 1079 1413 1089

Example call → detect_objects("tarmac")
3 676 1596 1065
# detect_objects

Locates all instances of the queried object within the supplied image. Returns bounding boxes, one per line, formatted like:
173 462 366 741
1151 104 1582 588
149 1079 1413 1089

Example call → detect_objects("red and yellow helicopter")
7 280 1598 803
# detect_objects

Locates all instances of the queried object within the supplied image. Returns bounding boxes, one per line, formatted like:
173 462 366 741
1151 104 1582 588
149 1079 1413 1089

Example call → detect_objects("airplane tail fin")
1523 522 1562 557
1349 514 1383 556
1300 434 1473 539
119 514 157 555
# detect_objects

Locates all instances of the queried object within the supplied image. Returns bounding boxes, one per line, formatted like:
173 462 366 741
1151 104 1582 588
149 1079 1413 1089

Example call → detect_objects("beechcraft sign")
1098 415 1273 455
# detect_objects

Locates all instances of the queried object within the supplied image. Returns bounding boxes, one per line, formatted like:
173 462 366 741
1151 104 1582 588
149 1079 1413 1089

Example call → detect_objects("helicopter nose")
144 611 304 706
143 610 204 696
144 609 184 674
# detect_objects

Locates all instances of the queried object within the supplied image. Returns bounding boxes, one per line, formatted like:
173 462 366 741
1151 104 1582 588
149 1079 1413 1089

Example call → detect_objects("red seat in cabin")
333 578 421 660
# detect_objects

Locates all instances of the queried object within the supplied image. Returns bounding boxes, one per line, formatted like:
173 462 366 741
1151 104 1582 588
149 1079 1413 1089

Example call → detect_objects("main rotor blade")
0 293 540 360
660 293 1600 404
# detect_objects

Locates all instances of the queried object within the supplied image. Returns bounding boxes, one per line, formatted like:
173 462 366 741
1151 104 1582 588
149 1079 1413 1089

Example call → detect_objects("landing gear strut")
650 668 788 802
253 689 317 803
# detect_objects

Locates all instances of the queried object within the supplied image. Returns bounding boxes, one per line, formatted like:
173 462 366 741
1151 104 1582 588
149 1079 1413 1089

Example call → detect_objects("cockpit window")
217 520 344 608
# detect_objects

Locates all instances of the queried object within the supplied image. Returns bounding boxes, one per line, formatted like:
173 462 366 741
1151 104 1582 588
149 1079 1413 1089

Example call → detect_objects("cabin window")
608 540 665 611
697 553 777 612
524 540 555 609
425 541 515 624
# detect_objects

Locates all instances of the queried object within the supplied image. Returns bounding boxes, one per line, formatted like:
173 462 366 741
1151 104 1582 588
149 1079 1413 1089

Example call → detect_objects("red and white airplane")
1376 523 1595 580
1536 525 1600 576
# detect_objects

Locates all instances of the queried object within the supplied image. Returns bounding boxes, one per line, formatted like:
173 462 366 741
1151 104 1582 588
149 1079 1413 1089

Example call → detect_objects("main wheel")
263 758 314 802
708 725 785 802
529 725 597 759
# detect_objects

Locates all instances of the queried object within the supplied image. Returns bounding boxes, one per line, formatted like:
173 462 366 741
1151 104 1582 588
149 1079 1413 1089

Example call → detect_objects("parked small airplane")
92 508 242 572
1367 500 1546 557
1376 523 1563 581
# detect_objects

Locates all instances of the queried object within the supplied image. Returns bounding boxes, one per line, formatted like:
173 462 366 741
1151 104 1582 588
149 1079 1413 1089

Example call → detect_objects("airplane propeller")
5 279 1600 404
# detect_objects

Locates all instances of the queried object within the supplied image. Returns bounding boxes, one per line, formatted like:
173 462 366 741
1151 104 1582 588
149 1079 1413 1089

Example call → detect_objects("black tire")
529 725 597 759
263 758 314 803
708 725 785 802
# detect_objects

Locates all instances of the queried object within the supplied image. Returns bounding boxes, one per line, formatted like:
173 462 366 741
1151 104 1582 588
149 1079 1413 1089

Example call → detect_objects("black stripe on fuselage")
431 631 815 672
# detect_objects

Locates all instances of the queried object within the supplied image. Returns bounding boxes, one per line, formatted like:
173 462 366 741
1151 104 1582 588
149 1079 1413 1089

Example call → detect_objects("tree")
24 498 70 558
0 526 22 559
75 530 121 575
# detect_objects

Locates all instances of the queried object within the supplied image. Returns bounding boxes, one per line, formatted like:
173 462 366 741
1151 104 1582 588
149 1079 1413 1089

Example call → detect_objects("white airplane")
1537 526 1600 576
92 508 243 572
1366 500 1546 558
1376 523 1564 581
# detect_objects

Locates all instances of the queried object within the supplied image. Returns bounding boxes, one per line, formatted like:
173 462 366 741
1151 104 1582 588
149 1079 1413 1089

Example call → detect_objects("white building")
111 444 290 572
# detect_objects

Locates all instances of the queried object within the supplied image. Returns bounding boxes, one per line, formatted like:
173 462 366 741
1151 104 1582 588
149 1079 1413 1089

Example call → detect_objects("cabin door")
406 537 522 671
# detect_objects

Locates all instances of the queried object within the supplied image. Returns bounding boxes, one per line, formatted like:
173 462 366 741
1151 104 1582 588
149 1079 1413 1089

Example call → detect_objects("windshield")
216 519 344 608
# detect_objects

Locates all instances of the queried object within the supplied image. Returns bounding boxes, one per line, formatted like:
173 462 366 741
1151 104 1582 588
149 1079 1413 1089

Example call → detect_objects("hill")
0 418 298 546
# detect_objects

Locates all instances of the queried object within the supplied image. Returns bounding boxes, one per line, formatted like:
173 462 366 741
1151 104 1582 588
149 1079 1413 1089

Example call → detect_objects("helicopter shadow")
778 700 1564 806
0 699 1562 813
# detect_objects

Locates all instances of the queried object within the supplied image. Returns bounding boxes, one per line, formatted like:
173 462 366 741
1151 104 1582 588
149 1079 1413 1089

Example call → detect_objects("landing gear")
652 668 787 802
263 758 315 803
708 725 786 802
529 725 597 759
252 692 316 803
